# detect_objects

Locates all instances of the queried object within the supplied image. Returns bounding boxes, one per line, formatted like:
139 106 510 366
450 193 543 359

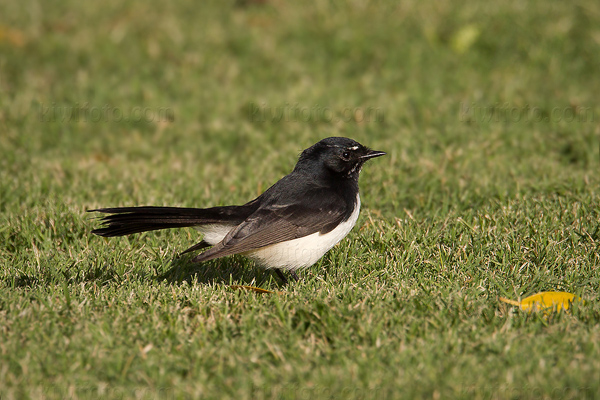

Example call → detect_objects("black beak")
360 150 386 160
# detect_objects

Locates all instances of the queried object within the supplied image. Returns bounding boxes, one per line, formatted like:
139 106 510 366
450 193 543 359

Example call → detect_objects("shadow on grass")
3 255 289 290
155 254 288 289
5 263 125 289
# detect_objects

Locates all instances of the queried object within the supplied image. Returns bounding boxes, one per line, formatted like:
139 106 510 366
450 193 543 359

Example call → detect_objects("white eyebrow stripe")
324 144 360 150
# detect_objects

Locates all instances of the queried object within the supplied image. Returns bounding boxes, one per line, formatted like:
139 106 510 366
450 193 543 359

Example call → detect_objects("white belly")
245 195 361 271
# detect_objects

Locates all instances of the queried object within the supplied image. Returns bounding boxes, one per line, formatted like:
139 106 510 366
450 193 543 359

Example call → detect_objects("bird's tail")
88 206 248 237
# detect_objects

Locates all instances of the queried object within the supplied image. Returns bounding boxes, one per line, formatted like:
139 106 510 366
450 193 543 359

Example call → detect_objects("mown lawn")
1 1 599 399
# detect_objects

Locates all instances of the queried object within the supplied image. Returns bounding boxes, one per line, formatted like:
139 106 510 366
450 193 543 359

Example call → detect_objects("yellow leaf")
450 24 480 54
229 285 276 294
499 291 581 313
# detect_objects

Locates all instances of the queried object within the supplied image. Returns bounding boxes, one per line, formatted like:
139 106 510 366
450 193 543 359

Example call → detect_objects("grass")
1 0 599 398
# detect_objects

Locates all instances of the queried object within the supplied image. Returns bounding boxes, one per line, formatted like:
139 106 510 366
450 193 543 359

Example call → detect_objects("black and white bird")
89 137 385 282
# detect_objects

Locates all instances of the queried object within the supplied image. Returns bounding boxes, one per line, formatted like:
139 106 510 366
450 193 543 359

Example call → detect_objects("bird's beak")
360 150 386 159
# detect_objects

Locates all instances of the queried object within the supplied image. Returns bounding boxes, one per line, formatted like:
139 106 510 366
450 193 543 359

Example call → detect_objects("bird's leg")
274 269 288 284
289 270 299 282
274 269 299 284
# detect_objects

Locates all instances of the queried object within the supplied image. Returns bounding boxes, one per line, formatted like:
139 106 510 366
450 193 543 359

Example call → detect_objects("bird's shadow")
154 254 287 289
2 253 287 290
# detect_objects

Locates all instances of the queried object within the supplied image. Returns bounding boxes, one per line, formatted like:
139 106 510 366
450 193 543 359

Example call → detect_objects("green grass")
1 0 599 398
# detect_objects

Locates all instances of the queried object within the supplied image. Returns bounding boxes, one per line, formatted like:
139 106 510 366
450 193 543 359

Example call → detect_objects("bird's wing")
190 196 348 263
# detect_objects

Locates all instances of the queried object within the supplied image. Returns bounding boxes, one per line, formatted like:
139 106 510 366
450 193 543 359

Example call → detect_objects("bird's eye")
341 151 351 161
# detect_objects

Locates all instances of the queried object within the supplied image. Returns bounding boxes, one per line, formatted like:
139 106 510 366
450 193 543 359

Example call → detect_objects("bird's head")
295 137 386 179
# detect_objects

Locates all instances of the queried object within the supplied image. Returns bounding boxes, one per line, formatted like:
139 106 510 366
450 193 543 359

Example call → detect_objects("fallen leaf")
229 285 276 294
499 291 581 313
450 24 480 54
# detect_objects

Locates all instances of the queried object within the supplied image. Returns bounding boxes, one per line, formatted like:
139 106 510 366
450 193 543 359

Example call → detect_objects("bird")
89 137 385 283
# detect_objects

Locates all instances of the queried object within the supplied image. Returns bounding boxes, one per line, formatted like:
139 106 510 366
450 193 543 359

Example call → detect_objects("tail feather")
88 205 253 237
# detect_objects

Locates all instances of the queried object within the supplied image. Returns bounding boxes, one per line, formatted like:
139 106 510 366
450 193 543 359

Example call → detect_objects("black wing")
191 194 349 263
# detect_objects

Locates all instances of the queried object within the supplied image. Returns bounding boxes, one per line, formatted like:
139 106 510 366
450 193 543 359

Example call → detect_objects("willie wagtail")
89 137 385 283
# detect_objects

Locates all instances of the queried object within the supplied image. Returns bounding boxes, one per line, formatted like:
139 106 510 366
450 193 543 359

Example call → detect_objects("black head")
295 137 386 179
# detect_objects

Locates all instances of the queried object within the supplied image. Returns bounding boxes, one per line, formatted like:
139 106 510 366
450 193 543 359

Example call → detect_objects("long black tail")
88 205 254 237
